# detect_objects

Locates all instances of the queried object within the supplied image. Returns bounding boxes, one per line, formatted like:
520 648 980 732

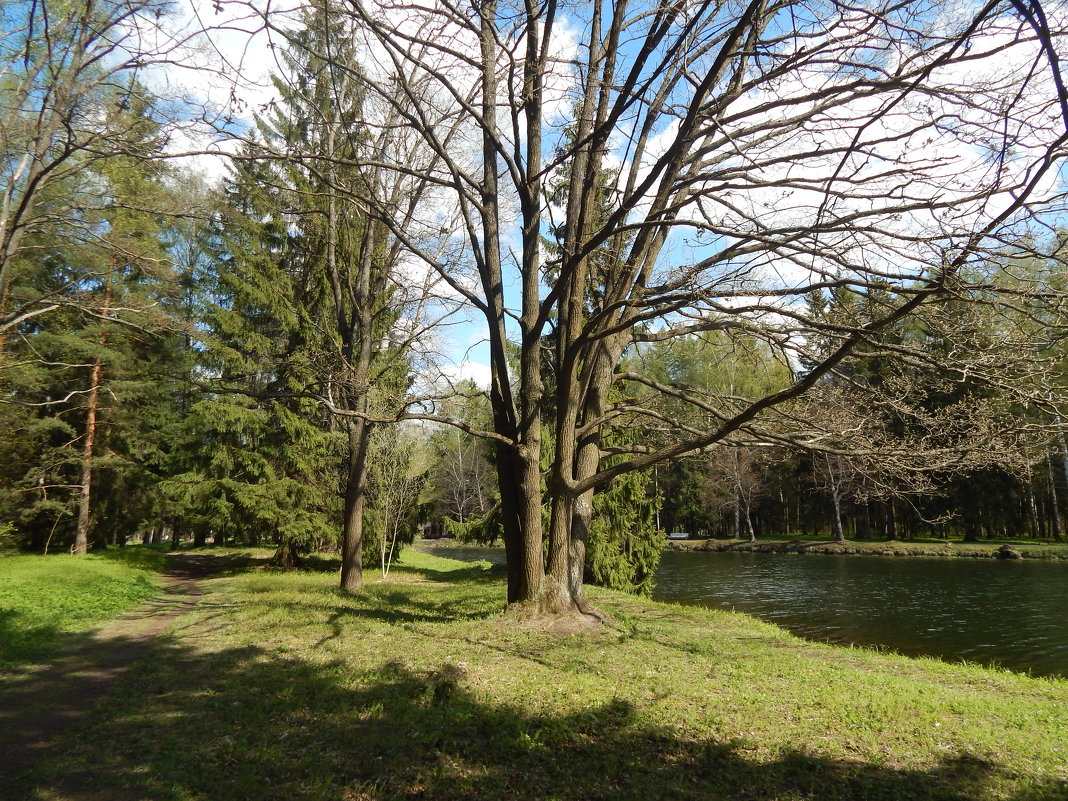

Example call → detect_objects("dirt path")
0 552 220 796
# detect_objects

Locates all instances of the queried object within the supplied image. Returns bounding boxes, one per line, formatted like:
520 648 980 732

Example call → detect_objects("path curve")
0 552 215 796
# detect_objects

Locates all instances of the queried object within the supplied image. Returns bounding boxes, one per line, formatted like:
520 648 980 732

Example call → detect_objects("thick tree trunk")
496 442 528 604
477 0 551 610
271 539 301 568
340 419 371 592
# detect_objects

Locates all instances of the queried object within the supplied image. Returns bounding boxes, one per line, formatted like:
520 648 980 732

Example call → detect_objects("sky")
142 0 1068 394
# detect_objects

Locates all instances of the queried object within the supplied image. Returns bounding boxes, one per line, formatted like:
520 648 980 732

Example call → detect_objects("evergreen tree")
585 428 662 595
182 144 343 563
192 1 427 572
0 83 186 552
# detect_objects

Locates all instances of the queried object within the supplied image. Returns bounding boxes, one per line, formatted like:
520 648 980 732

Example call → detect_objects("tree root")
500 597 615 633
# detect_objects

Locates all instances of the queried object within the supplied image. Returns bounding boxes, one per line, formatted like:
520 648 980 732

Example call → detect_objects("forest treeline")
2 0 1068 606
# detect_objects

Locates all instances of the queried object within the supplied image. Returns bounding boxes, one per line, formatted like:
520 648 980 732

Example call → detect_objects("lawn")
16 548 1068 800
0 548 165 670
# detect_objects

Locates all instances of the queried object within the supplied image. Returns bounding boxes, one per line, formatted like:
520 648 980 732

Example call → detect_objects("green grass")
21 549 1068 800
0 547 165 669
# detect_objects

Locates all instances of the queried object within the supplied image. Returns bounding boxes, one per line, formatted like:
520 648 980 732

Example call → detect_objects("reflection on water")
418 542 1068 678
654 549 1068 679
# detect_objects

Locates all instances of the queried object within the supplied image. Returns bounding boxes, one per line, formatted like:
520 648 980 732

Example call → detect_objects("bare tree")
331 0 1068 619
432 425 496 525
702 446 765 541
367 425 428 579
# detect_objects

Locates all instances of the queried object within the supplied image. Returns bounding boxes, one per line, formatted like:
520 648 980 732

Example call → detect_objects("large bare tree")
329 0 1068 618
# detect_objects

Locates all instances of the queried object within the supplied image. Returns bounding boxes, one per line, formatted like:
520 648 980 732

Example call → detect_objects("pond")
419 542 1068 678
654 549 1068 679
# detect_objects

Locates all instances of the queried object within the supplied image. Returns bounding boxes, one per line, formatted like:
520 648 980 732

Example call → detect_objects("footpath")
0 553 215 797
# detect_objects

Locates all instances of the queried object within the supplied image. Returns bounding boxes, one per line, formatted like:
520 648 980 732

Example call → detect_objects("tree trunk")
73 356 101 555
0 279 12 357
73 284 112 555
271 539 301 568
830 491 845 543
1048 453 1063 541
476 0 549 610
742 501 756 542
496 442 529 604
340 419 371 592
857 503 871 540
1025 468 1041 540
885 500 897 540
732 488 741 539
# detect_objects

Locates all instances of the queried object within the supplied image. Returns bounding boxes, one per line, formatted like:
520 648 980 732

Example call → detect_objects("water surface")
653 549 1068 678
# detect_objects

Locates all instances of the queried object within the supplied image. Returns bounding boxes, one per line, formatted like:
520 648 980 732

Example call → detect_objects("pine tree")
0 82 185 552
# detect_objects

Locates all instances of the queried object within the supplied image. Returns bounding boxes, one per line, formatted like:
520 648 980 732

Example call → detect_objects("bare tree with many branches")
274 0 1068 619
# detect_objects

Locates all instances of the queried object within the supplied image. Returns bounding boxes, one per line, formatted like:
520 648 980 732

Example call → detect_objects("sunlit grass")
0 548 164 669
21 548 1066 800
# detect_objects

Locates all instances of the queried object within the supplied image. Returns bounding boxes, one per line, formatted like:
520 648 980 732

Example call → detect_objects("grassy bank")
19 549 1068 800
665 536 1068 560
0 548 165 670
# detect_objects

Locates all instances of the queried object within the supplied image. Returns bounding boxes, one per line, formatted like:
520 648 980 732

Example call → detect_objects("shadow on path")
0 552 231 796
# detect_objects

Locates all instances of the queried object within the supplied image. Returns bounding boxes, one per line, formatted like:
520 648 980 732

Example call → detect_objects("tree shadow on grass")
395 558 509 586
0 608 60 673
11 636 1065 801
94 544 172 572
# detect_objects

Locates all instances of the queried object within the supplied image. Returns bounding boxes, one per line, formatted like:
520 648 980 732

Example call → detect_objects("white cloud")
439 359 492 390
617 9 1067 298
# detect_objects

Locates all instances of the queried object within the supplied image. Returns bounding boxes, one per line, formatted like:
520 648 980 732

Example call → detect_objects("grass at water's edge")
18 548 1068 801
0 547 167 669
664 536 1068 559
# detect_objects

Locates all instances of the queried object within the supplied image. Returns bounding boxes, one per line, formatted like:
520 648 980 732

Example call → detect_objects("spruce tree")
197 1 420 572
0 83 185 552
